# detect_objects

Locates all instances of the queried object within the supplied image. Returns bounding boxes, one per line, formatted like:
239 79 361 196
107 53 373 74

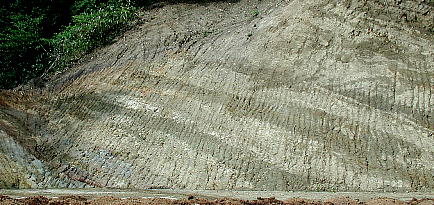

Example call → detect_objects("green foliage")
251 10 259 17
71 0 100 15
0 13 48 89
202 31 212 37
0 0 137 89
50 4 136 70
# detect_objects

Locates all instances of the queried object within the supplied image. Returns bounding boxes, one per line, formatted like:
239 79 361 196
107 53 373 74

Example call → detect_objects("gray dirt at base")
0 0 433 194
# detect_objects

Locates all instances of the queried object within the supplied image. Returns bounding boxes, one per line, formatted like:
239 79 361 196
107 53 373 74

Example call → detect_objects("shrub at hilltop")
50 3 135 71
0 0 139 89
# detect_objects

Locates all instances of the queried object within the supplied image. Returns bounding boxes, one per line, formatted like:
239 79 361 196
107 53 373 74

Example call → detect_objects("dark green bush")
50 4 136 70
0 0 137 89
0 13 48 89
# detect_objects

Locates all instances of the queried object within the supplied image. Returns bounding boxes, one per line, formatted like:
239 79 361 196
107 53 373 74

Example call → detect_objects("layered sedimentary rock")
0 0 433 191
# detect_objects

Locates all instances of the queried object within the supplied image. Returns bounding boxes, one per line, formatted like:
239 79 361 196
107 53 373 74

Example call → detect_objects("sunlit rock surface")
0 0 433 191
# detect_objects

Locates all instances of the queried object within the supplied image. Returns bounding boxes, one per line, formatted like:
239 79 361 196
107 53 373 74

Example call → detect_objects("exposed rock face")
0 0 433 191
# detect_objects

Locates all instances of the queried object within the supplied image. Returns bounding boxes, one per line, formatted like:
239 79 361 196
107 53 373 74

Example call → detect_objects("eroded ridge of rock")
0 0 433 191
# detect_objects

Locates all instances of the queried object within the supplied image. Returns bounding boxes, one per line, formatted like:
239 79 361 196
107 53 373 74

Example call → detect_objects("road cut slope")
0 0 433 191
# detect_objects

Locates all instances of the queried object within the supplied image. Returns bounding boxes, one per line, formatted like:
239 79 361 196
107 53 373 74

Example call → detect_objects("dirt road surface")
1 189 434 204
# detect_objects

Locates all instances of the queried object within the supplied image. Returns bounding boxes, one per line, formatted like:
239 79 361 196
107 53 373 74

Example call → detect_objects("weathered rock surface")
0 0 433 191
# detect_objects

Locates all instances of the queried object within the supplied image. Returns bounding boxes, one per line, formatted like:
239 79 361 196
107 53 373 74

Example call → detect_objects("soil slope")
0 0 433 192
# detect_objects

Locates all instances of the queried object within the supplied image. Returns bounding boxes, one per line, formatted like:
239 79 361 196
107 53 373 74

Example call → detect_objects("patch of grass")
203 31 212 37
251 10 259 17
